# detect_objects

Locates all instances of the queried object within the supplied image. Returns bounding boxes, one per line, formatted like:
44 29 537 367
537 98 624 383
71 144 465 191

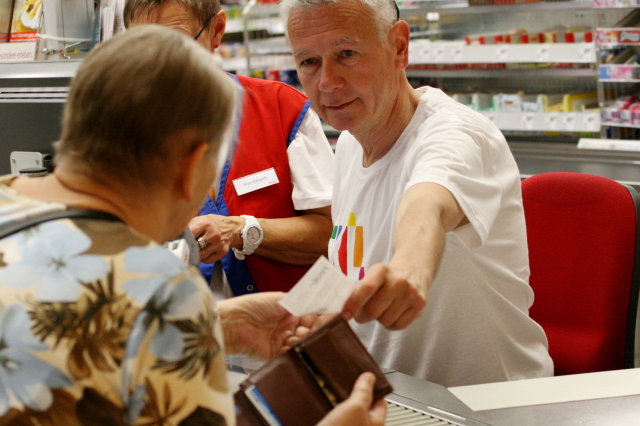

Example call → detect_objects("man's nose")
318 61 343 92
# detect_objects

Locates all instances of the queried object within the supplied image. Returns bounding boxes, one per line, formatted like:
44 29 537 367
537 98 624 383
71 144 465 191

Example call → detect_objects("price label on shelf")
434 46 444 63
451 46 463 63
496 45 509 62
536 45 550 62
582 112 599 131
561 113 576 131
521 112 535 130
545 113 559 130
579 44 594 62
421 46 431 63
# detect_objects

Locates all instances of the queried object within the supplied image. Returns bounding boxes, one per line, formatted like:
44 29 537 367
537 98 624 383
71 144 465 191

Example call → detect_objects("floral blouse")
0 176 234 425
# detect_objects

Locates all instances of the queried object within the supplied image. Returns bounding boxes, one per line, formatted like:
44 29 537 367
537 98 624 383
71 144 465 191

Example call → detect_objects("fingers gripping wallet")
234 315 393 426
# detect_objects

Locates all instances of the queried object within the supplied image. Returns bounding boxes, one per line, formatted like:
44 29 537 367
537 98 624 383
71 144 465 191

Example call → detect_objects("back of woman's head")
56 24 235 188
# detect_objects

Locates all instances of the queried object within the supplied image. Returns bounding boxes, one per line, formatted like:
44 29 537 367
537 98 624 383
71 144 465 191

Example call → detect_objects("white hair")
279 0 397 41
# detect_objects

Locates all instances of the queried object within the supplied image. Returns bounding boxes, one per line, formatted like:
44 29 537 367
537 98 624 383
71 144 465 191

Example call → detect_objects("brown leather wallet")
234 315 393 426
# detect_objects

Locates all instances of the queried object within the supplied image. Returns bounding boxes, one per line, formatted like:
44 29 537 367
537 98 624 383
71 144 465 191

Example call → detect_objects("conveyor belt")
385 400 466 426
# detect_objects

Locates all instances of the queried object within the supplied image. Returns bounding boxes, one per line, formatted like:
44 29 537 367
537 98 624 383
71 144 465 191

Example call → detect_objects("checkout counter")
228 365 640 425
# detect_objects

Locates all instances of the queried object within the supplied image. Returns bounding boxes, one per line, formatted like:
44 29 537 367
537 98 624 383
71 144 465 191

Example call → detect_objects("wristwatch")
233 215 264 260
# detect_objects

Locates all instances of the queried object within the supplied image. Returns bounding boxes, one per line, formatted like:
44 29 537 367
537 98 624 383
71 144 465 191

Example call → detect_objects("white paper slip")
279 256 355 316
448 368 640 412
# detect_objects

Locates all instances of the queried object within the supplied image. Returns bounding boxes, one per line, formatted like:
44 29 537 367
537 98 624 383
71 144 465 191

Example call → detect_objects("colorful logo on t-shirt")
329 212 365 280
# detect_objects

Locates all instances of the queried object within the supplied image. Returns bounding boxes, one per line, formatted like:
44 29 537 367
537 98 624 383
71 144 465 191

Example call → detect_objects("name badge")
233 167 279 196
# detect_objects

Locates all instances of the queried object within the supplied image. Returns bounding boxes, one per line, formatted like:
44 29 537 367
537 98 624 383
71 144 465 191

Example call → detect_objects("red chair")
522 172 640 375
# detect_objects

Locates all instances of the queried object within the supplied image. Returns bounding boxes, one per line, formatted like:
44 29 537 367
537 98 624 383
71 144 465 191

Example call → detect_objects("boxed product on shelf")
602 95 637 123
621 99 640 124
9 0 40 42
472 93 495 111
600 65 637 80
620 29 640 44
630 101 640 125
497 93 522 112
0 0 13 43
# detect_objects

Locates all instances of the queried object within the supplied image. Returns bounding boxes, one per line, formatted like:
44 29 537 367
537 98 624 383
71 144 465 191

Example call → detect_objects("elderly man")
124 0 335 299
280 0 554 387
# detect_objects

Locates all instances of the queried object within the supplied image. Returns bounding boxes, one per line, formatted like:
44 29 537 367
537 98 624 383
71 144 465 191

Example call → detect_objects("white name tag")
232 167 279 196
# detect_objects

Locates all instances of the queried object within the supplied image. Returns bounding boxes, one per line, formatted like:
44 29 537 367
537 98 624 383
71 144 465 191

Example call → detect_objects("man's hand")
316 373 387 426
341 263 428 330
189 214 243 263
217 292 319 359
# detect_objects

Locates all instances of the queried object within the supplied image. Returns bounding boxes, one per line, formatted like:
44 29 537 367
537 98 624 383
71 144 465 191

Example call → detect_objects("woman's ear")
176 141 210 202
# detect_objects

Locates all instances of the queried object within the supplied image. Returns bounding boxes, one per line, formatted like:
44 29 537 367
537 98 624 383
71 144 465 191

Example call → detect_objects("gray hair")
279 0 397 41
55 25 235 189
123 0 220 28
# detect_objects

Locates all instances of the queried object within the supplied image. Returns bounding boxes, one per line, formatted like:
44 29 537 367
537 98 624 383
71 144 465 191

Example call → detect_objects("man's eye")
341 50 355 57
301 58 316 66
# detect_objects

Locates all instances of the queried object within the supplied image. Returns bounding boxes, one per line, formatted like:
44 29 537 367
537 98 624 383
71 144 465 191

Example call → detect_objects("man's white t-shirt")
328 86 553 387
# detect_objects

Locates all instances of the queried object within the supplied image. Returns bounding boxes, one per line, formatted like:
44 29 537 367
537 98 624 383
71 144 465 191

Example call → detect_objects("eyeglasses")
194 14 214 40
393 1 399 21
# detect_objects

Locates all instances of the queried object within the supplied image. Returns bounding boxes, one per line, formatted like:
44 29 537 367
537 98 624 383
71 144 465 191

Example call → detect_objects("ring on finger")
197 237 207 250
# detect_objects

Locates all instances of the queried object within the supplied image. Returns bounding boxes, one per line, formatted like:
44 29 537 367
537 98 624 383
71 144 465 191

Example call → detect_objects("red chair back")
522 172 640 375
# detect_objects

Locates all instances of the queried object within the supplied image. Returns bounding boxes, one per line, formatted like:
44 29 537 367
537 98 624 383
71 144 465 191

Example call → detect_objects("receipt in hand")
279 256 356 316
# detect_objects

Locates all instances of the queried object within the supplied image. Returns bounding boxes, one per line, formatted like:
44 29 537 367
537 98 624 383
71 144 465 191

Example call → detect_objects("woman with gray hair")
0 25 384 425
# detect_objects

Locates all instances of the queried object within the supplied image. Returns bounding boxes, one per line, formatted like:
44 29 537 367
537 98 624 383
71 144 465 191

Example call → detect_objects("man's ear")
390 20 411 70
208 9 227 49
176 142 210 202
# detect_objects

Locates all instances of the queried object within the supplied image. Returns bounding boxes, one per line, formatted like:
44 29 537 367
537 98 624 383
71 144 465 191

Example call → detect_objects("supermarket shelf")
578 137 640 150
602 121 640 128
401 0 594 14
406 68 597 78
324 111 600 133
408 42 595 64
0 60 81 80
481 111 601 132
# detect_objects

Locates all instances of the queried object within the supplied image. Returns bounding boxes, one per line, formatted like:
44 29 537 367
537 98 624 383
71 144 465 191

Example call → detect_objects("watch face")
247 226 261 244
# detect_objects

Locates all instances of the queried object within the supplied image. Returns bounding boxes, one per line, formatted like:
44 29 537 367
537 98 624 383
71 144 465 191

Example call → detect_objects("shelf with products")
595 2 640 139
408 41 595 65
219 0 290 74
402 0 600 142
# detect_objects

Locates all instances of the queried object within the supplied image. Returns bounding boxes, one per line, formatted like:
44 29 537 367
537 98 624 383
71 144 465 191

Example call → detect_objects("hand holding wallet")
234 315 393 426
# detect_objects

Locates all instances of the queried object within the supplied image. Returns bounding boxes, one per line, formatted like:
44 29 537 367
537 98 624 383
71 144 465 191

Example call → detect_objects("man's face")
130 2 214 51
287 0 399 135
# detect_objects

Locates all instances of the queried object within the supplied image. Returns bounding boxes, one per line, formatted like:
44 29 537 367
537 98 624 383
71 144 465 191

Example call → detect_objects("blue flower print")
125 279 202 362
0 304 72 415
0 220 108 302
122 246 187 307
122 246 200 361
